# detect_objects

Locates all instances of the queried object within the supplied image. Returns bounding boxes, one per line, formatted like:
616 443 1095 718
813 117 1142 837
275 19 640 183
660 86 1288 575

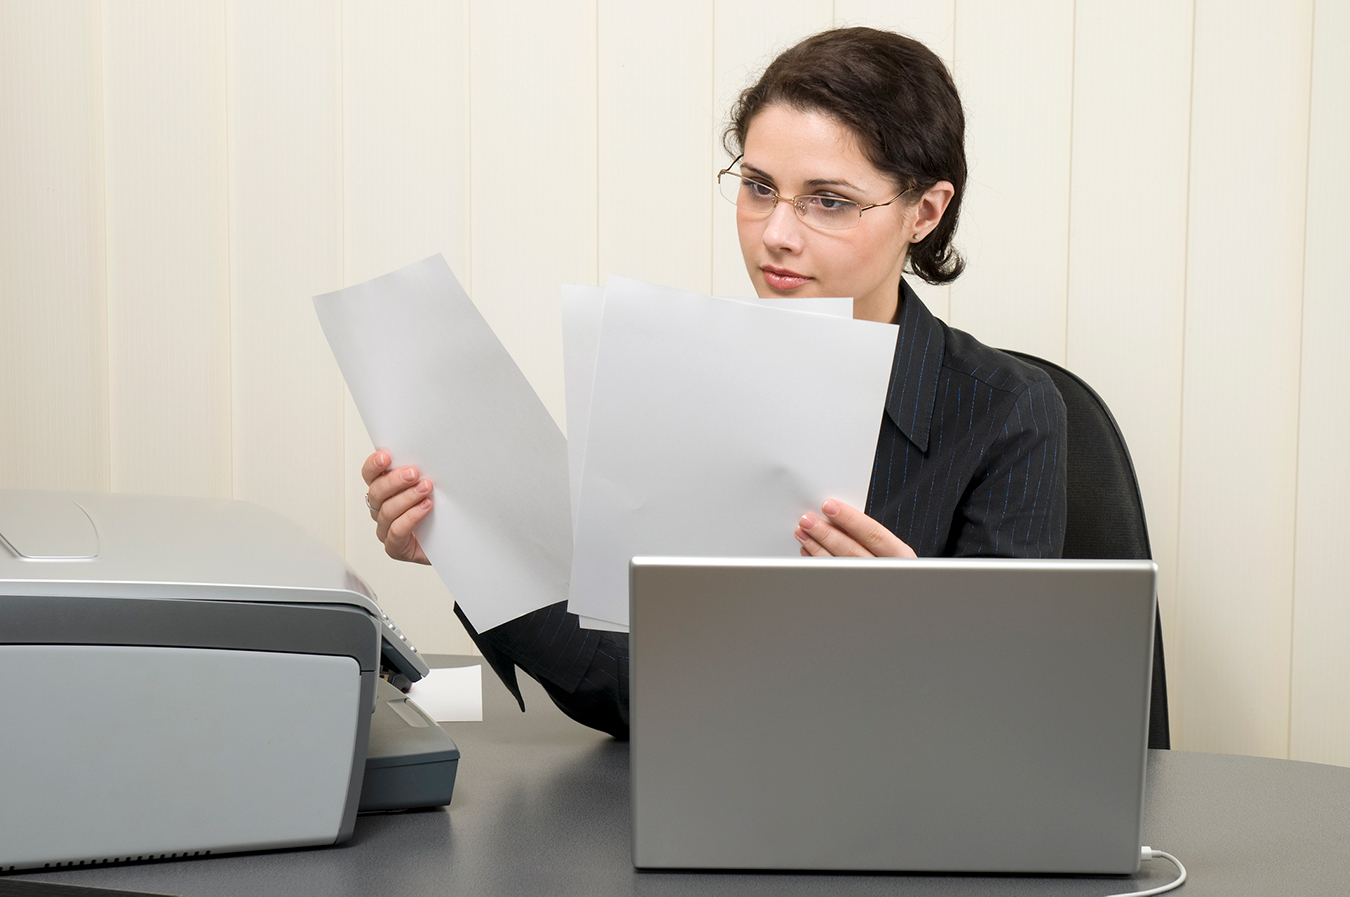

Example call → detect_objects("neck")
854 276 904 324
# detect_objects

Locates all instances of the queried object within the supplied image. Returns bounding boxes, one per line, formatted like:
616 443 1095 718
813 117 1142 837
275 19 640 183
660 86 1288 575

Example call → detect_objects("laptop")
629 556 1157 874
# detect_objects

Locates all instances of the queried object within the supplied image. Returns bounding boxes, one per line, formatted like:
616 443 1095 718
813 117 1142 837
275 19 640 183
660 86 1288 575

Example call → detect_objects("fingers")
374 476 433 543
362 451 425 519
793 499 918 559
795 524 835 557
795 512 871 557
383 493 432 564
359 450 432 564
821 499 916 558
361 450 392 487
366 464 422 520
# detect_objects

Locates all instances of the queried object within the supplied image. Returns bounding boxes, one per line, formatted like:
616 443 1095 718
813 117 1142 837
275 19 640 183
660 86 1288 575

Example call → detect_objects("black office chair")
1003 351 1171 750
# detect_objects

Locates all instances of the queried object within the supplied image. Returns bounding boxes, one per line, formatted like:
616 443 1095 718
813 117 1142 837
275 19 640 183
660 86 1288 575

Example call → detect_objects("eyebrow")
741 163 864 194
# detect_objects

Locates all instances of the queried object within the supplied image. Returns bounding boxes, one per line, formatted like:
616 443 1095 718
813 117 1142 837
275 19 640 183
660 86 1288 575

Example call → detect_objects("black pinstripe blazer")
866 280 1067 557
457 280 1068 739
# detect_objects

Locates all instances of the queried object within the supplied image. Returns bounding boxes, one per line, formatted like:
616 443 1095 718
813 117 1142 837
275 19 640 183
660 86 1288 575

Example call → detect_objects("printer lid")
0 491 380 615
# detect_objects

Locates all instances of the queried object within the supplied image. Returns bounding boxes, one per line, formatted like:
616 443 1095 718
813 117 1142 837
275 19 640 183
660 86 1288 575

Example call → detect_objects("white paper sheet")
313 255 571 631
560 283 853 534
406 664 483 722
560 281 856 632
577 614 626 631
566 278 898 627
560 283 607 532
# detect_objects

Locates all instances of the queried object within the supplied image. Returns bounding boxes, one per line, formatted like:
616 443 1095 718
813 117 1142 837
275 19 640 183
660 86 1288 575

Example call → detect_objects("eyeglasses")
716 155 912 230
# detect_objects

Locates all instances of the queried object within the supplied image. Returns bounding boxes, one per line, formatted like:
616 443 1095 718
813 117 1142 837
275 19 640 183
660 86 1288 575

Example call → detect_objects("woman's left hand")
794 499 918 558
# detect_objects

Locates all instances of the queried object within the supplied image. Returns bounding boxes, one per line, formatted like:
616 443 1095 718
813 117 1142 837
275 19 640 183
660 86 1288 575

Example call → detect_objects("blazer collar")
884 280 945 454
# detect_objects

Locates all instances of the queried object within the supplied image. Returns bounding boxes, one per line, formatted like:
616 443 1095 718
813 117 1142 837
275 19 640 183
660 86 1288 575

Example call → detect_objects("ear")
908 180 955 242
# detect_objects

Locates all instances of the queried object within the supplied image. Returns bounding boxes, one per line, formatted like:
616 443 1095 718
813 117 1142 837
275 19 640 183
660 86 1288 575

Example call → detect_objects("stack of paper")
315 256 897 633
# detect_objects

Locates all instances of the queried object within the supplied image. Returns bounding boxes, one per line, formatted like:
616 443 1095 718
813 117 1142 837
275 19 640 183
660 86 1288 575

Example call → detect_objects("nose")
760 197 806 253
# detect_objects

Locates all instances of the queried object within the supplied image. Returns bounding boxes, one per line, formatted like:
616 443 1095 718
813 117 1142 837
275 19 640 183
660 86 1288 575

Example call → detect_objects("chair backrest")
1004 351 1170 750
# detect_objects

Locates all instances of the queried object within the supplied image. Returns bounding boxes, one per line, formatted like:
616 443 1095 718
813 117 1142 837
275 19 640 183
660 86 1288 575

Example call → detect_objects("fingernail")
377 451 389 466
822 499 840 517
418 498 431 509
799 514 815 530
402 467 417 482
416 479 431 494
794 528 809 543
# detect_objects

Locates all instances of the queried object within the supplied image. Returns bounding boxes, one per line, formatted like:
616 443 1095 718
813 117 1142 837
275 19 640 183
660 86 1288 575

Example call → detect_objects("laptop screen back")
629 557 1156 874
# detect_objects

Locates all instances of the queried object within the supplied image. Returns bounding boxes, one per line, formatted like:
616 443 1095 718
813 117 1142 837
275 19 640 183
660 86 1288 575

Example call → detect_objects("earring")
912 233 923 242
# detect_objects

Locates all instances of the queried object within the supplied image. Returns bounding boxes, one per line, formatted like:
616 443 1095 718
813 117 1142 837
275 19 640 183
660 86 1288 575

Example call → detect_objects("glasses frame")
716 154 914 230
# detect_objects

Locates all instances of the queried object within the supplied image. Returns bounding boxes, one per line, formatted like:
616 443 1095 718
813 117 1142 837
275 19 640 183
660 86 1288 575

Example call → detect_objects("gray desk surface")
10 655 1350 897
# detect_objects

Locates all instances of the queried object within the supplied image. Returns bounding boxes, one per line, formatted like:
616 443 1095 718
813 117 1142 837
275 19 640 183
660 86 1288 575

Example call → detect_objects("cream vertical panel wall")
598 0 713 295
226 0 346 552
1065 2 1194 708
710 0 832 299
101 1 232 499
1289 0 1350 768
6 1 1350 762
0 1 109 492
833 1 953 74
1175 0 1313 758
340 0 475 654
468 0 597 430
949 0 1074 363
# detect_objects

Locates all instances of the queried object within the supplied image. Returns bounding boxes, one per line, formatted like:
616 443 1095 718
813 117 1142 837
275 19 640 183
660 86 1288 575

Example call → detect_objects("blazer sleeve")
455 601 630 740
951 376 1068 558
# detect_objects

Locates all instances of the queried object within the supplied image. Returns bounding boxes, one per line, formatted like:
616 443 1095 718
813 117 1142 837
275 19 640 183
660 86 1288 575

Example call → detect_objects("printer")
0 490 459 872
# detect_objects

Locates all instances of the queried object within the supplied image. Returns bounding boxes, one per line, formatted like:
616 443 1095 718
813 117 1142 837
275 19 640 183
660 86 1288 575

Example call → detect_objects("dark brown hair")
724 27 966 285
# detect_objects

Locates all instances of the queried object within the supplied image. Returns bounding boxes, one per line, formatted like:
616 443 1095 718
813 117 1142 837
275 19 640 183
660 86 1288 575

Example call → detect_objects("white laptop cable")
1105 847 1187 896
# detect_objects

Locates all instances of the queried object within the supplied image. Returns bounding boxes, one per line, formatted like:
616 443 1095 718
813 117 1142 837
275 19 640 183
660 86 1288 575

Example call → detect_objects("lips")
760 265 812 291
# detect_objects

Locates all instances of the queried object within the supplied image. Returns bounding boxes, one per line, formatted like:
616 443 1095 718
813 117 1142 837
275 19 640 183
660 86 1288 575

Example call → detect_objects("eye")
742 178 776 199
803 195 859 217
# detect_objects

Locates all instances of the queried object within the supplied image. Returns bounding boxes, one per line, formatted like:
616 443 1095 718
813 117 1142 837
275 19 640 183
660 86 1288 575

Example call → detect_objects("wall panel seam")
1170 0 1199 742
589 0 597 287
595 0 602 288
338 0 347 557
1286 0 1319 760
708 1 716 297
466 0 474 299
1062 0 1077 365
97 0 113 493
223 0 236 501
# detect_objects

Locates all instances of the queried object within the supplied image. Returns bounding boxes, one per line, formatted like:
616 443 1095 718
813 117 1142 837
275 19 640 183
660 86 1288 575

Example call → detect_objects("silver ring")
365 492 378 513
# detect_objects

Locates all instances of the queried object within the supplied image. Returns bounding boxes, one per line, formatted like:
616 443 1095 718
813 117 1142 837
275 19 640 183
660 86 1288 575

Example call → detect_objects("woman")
362 27 1066 739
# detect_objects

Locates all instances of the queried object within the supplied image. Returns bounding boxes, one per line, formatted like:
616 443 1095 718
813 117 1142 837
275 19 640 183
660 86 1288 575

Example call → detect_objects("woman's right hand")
361 450 433 565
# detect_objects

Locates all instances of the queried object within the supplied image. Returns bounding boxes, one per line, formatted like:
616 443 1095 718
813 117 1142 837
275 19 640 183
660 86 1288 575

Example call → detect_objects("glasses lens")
798 195 862 230
718 172 776 213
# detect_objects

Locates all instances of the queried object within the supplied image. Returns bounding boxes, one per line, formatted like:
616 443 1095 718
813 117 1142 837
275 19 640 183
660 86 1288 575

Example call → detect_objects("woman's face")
736 104 916 323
